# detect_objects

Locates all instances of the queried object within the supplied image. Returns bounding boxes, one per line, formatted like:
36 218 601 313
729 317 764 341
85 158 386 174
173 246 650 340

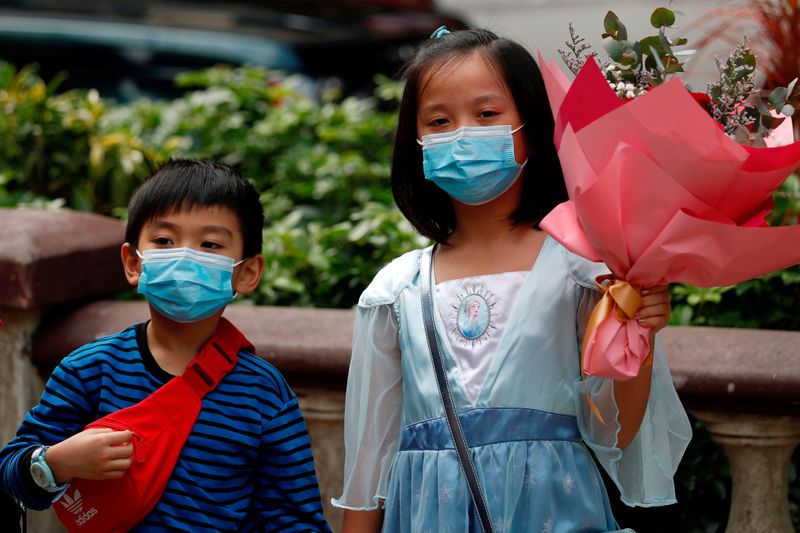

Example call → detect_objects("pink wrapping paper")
538 55 800 380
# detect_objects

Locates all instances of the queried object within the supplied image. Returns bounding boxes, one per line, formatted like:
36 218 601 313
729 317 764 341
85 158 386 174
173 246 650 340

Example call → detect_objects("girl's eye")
478 110 499 119
428 117 449 127
153 237 173 246
201 241 223 250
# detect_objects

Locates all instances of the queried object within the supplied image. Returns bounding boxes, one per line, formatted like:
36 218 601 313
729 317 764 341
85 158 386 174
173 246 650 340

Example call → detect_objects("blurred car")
0 0 468 100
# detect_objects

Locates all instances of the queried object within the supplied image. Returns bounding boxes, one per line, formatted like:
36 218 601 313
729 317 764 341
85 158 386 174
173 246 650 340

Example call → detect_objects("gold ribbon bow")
580 275 647 425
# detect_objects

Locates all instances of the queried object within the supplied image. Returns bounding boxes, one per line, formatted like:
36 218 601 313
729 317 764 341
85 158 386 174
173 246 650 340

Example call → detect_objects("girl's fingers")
635 303 671 319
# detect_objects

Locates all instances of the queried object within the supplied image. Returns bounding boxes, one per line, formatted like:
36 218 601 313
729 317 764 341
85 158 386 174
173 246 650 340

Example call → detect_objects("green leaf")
603 11 628 40
639 36 664 57
787 78 798 97
769 87 789 107
650 7 676 28
649 45 666 72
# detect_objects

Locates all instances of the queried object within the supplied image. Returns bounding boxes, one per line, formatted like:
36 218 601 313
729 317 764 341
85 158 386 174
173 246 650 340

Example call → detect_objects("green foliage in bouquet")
559 4 800 146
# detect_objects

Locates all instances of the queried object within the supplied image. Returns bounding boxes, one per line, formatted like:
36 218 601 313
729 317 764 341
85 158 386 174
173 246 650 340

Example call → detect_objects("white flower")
625 83 635 92
616 82 626 91
626 90 636 99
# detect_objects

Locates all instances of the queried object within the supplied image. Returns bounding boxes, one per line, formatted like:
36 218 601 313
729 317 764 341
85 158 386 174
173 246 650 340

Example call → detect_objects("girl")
332 29 692 533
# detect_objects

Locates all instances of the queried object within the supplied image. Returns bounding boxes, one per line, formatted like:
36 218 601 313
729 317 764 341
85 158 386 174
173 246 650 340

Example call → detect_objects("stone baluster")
662 326 800 533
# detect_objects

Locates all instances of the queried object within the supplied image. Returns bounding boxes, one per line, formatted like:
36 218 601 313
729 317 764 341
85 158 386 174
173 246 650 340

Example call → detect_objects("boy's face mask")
136 247 244 323
418 124 527 205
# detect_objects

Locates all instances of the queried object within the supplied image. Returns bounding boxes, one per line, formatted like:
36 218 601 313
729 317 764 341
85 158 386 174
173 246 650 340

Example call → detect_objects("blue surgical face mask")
418 124 527 205
136 247 244 323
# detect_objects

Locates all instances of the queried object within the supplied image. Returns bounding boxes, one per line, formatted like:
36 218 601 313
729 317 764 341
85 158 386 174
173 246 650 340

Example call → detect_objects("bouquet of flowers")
539 5 800 380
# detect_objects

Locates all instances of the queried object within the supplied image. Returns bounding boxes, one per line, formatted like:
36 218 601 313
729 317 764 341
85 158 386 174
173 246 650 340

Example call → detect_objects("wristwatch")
29 446 69 497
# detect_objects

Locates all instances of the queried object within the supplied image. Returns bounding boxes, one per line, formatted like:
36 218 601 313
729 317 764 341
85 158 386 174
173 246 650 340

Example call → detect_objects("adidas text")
75 508 98 526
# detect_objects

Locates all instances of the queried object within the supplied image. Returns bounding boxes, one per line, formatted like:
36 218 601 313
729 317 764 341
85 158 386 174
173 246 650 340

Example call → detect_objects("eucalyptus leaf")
650 7 676 28
770 87 789 107
788 78 798 97
603 11 628 40
781 104 795 117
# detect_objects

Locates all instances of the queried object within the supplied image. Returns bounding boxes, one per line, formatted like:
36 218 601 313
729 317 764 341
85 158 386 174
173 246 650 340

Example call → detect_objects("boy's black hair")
125 159 264 258
391 28 568 243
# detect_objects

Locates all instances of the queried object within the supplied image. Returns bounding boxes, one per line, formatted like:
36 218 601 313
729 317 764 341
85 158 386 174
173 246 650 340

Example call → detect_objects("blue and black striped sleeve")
255 386 331 532
0 357 93 510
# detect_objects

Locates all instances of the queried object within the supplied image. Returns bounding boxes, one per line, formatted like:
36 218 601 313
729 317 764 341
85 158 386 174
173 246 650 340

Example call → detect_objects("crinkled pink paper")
538 54 800 380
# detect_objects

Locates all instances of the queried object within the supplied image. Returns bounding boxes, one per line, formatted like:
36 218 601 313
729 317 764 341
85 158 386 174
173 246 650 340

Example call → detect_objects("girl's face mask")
136 247 244 323
418 124 526 205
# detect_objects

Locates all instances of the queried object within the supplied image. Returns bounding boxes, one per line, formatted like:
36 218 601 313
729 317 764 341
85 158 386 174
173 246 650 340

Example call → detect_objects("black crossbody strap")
419 248 495 533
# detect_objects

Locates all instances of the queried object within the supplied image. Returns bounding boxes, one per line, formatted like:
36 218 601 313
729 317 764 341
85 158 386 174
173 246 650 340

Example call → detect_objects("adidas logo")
60 489 98 526
60 489 83 514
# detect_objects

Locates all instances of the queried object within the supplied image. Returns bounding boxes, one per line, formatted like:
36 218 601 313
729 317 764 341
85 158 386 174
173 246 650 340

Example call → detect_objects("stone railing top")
660 326 800 415
32 301 800 412
33 300 354 387
0 208 127 310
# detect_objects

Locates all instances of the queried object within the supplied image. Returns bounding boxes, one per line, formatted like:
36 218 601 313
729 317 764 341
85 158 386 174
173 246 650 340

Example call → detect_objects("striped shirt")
0 323 331 532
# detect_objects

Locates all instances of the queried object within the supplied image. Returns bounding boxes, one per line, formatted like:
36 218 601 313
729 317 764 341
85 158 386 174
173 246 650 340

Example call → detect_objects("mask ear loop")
231 257 250 299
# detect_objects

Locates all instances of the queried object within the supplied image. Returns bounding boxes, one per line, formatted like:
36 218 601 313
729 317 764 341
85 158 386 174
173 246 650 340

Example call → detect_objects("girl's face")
416 52 528 165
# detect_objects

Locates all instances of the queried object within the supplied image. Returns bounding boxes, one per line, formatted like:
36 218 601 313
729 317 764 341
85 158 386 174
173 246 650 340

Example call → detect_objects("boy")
0 160 331 531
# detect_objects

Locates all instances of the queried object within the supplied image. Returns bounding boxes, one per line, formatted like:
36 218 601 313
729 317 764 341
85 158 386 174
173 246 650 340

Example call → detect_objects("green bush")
0 61 426 307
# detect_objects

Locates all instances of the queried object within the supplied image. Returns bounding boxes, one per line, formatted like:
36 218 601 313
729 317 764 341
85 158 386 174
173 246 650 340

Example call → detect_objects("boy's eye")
201 241 223 250
153 237 173 246
478 110 499 119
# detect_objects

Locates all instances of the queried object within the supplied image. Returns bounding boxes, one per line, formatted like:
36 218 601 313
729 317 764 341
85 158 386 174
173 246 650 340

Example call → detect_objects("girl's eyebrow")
419 93 507 115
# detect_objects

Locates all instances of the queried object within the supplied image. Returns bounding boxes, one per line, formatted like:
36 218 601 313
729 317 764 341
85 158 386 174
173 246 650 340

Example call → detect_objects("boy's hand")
47 428 134 483
635 285 671 333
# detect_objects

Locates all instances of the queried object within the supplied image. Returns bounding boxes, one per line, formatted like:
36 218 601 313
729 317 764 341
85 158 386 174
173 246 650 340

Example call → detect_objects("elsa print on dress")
458 295 488 340
450 286 497 346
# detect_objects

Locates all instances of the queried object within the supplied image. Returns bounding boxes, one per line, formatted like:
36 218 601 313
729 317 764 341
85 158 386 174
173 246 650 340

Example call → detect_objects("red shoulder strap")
180 318 255 397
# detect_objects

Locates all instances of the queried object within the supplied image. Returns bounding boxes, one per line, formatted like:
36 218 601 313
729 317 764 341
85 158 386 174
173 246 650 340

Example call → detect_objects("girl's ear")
121 243 142 287
233 255 265 296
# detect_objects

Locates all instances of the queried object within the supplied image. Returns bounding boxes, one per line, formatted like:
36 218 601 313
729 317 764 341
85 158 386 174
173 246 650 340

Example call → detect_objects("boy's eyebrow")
147 220 233 238
200 225 234 237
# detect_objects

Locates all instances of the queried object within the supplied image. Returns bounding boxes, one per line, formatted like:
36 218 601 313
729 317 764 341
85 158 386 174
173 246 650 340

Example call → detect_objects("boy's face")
121 205 263 298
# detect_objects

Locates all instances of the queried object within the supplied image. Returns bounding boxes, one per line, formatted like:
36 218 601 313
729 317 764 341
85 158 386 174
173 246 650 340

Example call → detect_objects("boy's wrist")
45 441 72 484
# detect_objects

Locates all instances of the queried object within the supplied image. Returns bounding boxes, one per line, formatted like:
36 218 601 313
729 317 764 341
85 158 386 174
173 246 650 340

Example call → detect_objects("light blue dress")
332 237 692 533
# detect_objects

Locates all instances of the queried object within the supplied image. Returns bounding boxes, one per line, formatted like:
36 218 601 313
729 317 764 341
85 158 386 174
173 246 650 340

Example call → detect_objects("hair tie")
430 26 450 39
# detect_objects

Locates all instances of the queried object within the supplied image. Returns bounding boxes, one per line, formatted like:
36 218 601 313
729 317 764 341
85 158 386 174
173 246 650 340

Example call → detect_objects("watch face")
30 462 49 488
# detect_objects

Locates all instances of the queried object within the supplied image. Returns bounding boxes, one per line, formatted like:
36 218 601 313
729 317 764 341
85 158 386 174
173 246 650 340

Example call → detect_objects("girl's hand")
635 285 671 332
46 428 134 483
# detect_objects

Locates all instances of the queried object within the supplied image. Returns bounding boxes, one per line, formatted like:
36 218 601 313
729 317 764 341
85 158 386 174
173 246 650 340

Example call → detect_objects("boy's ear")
121 243 142 287
233 255 265 296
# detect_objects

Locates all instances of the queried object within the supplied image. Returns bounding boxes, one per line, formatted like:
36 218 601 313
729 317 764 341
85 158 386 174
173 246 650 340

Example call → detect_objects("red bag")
54 318 253 532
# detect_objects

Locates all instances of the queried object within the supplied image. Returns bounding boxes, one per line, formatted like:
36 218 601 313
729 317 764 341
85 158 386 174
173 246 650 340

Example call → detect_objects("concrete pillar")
0 310 43 444
694 411 800 533
298 388 346 532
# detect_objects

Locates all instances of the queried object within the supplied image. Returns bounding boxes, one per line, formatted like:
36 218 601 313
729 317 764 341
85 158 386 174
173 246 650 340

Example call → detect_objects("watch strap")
29 446 69 500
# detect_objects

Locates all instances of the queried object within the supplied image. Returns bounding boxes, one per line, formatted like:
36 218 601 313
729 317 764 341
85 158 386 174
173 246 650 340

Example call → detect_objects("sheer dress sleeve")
331 302 403 510
566 247 693 507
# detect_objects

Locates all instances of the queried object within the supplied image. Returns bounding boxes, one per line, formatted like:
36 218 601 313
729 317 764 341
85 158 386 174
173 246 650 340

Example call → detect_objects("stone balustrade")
2 207 799 532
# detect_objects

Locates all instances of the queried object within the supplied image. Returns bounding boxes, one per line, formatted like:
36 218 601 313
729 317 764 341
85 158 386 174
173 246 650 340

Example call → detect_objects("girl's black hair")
391 28 568 243
125 159 264 258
